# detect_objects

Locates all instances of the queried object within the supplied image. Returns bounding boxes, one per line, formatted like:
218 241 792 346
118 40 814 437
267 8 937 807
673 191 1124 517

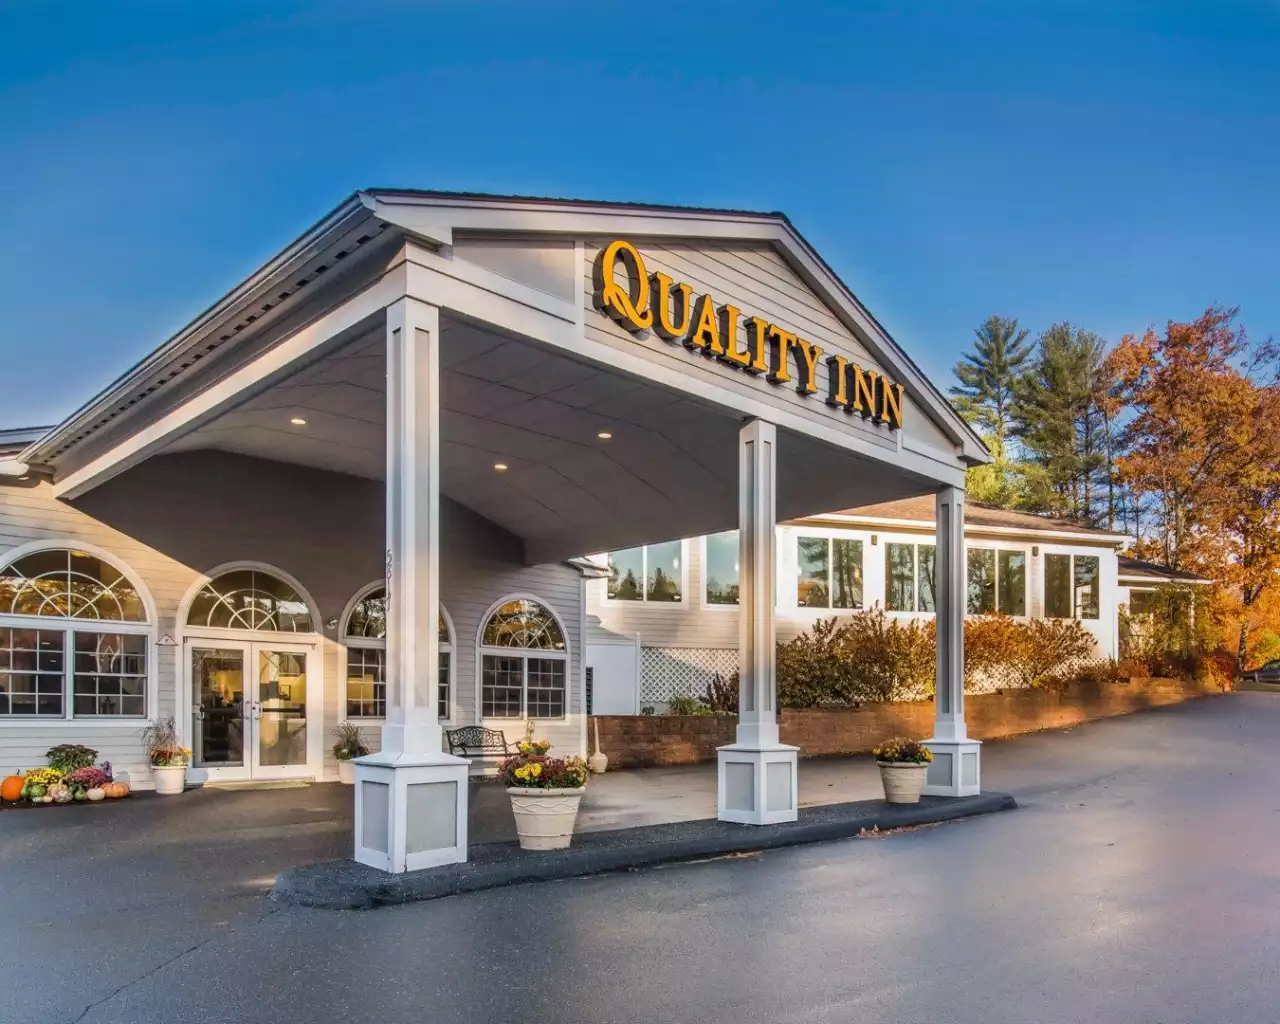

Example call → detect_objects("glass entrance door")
188 640 314 781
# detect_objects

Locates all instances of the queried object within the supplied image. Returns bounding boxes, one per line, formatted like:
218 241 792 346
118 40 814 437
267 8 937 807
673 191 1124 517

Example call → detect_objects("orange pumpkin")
1 775 24 802
102 781 130 799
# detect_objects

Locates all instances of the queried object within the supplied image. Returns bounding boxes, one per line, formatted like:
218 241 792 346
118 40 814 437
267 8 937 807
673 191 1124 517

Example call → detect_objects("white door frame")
181 631 323 784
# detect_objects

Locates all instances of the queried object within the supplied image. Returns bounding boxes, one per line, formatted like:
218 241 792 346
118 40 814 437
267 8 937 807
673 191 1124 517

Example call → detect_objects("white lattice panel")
640 647 740 703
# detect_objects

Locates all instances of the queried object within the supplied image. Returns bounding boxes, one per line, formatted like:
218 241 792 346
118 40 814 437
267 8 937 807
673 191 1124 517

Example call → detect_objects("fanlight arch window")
342 586 451 721
186 569 314 633
479 598 567 719
0 547 150 720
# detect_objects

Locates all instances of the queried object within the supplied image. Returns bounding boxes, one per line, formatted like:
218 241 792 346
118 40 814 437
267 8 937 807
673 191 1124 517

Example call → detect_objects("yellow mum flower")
529 763 542 777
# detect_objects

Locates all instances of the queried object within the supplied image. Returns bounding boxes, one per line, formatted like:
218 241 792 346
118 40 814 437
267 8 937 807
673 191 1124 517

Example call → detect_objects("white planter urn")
507 787 585 850
337 759 356 785
877 762 928 804
152 765 187 796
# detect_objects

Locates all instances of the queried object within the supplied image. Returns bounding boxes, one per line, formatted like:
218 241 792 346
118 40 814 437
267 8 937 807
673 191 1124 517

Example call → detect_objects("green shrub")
665 695 712 716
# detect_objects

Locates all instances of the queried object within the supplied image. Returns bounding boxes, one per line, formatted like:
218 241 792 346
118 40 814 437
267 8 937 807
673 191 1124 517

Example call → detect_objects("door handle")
194 704 205 721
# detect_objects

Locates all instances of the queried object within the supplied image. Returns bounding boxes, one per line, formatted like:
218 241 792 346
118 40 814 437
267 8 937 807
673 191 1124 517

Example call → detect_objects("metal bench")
446 725 518 760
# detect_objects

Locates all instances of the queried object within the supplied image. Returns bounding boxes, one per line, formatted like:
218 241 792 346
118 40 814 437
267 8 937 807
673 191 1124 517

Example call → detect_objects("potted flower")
499 739 588 851
872 737 934 804
142 717 191 795
333 723 368 785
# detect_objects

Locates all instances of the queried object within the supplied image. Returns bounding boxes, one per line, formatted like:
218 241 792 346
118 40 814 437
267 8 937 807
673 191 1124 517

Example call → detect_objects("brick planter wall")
593 675 1225 769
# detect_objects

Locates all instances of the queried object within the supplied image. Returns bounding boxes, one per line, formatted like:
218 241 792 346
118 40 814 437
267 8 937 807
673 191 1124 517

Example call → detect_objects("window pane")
0 628 65 717
886 543 915 612
438 652 450 721
998 550 1027 616
704 531 739 606
345 589 387 639
345 647 386 718
482 655 524 717
1045 554 1073 618
797 537 830 608
607 547 644 601
0 549 146 622
917 544 937 613
1128 590 1155 616
832 539 863 610
72 631 146 717
646 541 682 602
1074 556 1100 619
481 599 565 650
967 549 997 614
187 569 311 632
526 658 566 718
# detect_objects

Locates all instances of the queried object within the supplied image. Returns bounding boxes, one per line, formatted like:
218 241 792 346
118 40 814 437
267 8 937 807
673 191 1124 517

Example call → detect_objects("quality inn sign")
593 240 904 430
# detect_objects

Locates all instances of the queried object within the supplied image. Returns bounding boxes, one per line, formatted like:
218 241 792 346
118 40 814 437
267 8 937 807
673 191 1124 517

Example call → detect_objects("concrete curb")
271 791 1017 910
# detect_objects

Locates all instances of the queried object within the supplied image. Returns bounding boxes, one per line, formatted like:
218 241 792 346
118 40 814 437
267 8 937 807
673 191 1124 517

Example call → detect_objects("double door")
187 638 318 782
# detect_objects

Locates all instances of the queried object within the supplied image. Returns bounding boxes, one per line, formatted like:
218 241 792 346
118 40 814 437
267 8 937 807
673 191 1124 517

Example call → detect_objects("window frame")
0 541 156 727
883 538 938 615
338 581 454 725
964 543 1030 618
476 594 571 722
599 540 690 607
790 529 866 614
1043 550 1103 621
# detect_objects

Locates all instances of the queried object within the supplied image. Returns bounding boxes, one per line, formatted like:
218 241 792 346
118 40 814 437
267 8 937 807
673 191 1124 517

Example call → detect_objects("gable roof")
1117 556 1213 585
16 189 989 473
799 495 1131 542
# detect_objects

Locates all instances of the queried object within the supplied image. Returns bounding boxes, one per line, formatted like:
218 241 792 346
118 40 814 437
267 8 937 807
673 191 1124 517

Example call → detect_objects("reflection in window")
0 548 146 621
968 548 1026 616
72 631 146 717
1045 554 1100 620
607 543 683 603
704 532 739 606
797 537 863 611
480 597 569 719
188 569 313 632
887 543 936 613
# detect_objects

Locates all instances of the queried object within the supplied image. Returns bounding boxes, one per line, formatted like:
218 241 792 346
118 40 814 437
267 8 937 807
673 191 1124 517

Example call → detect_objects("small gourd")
49 783 72 804
102 781 130 799
1 775 24 802
86 788 105 802
27 783 46 801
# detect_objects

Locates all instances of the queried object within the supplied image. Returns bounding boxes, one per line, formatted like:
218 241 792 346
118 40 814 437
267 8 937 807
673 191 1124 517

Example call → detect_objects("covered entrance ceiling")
158 313 937 562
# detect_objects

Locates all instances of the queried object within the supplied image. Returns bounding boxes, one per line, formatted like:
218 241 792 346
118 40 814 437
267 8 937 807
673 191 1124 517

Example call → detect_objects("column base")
716 743 799 825
922 738 982 797
353 751 469 873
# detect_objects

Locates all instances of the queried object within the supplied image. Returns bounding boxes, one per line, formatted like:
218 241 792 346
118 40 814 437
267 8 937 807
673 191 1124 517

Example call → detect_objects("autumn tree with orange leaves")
1109 307 1280 669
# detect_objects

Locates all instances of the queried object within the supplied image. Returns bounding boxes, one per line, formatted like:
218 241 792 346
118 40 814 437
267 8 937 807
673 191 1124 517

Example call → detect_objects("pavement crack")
65 905 282 1024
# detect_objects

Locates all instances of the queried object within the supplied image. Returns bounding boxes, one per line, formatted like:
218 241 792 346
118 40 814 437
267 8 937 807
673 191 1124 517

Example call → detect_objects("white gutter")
0 459 28 478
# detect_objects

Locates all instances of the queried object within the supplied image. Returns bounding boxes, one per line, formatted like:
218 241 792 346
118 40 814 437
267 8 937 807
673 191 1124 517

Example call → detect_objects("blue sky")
1 0 1277 427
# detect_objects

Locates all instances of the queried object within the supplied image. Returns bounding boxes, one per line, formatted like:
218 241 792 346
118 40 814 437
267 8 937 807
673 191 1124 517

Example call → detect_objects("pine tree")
949 315 1034 455
1011 323 1111 525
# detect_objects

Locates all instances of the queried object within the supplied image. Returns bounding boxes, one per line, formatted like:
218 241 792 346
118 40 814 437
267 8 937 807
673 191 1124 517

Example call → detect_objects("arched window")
342 586 451 721
186 569 314 632
479 598 567 719
0 546 150 719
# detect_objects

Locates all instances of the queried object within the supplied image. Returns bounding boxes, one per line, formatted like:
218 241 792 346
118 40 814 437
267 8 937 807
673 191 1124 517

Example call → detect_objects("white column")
923 485 982 796
353 297 469 873
717 419 798 825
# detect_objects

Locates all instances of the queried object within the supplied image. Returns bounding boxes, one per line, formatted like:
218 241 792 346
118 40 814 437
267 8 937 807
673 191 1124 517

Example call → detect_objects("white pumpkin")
86 788 105 802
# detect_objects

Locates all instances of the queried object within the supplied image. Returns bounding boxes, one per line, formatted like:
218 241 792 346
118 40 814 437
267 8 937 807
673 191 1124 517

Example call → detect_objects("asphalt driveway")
4 692 1276 1024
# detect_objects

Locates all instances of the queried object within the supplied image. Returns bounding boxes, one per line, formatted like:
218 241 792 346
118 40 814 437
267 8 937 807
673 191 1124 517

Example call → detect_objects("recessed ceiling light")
597 431 613 440
290 417 307 426
494 462 508 472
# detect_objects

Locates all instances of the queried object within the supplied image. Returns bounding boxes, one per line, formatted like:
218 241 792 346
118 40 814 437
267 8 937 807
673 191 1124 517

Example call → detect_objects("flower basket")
872 737 933 805
499 741 588 851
